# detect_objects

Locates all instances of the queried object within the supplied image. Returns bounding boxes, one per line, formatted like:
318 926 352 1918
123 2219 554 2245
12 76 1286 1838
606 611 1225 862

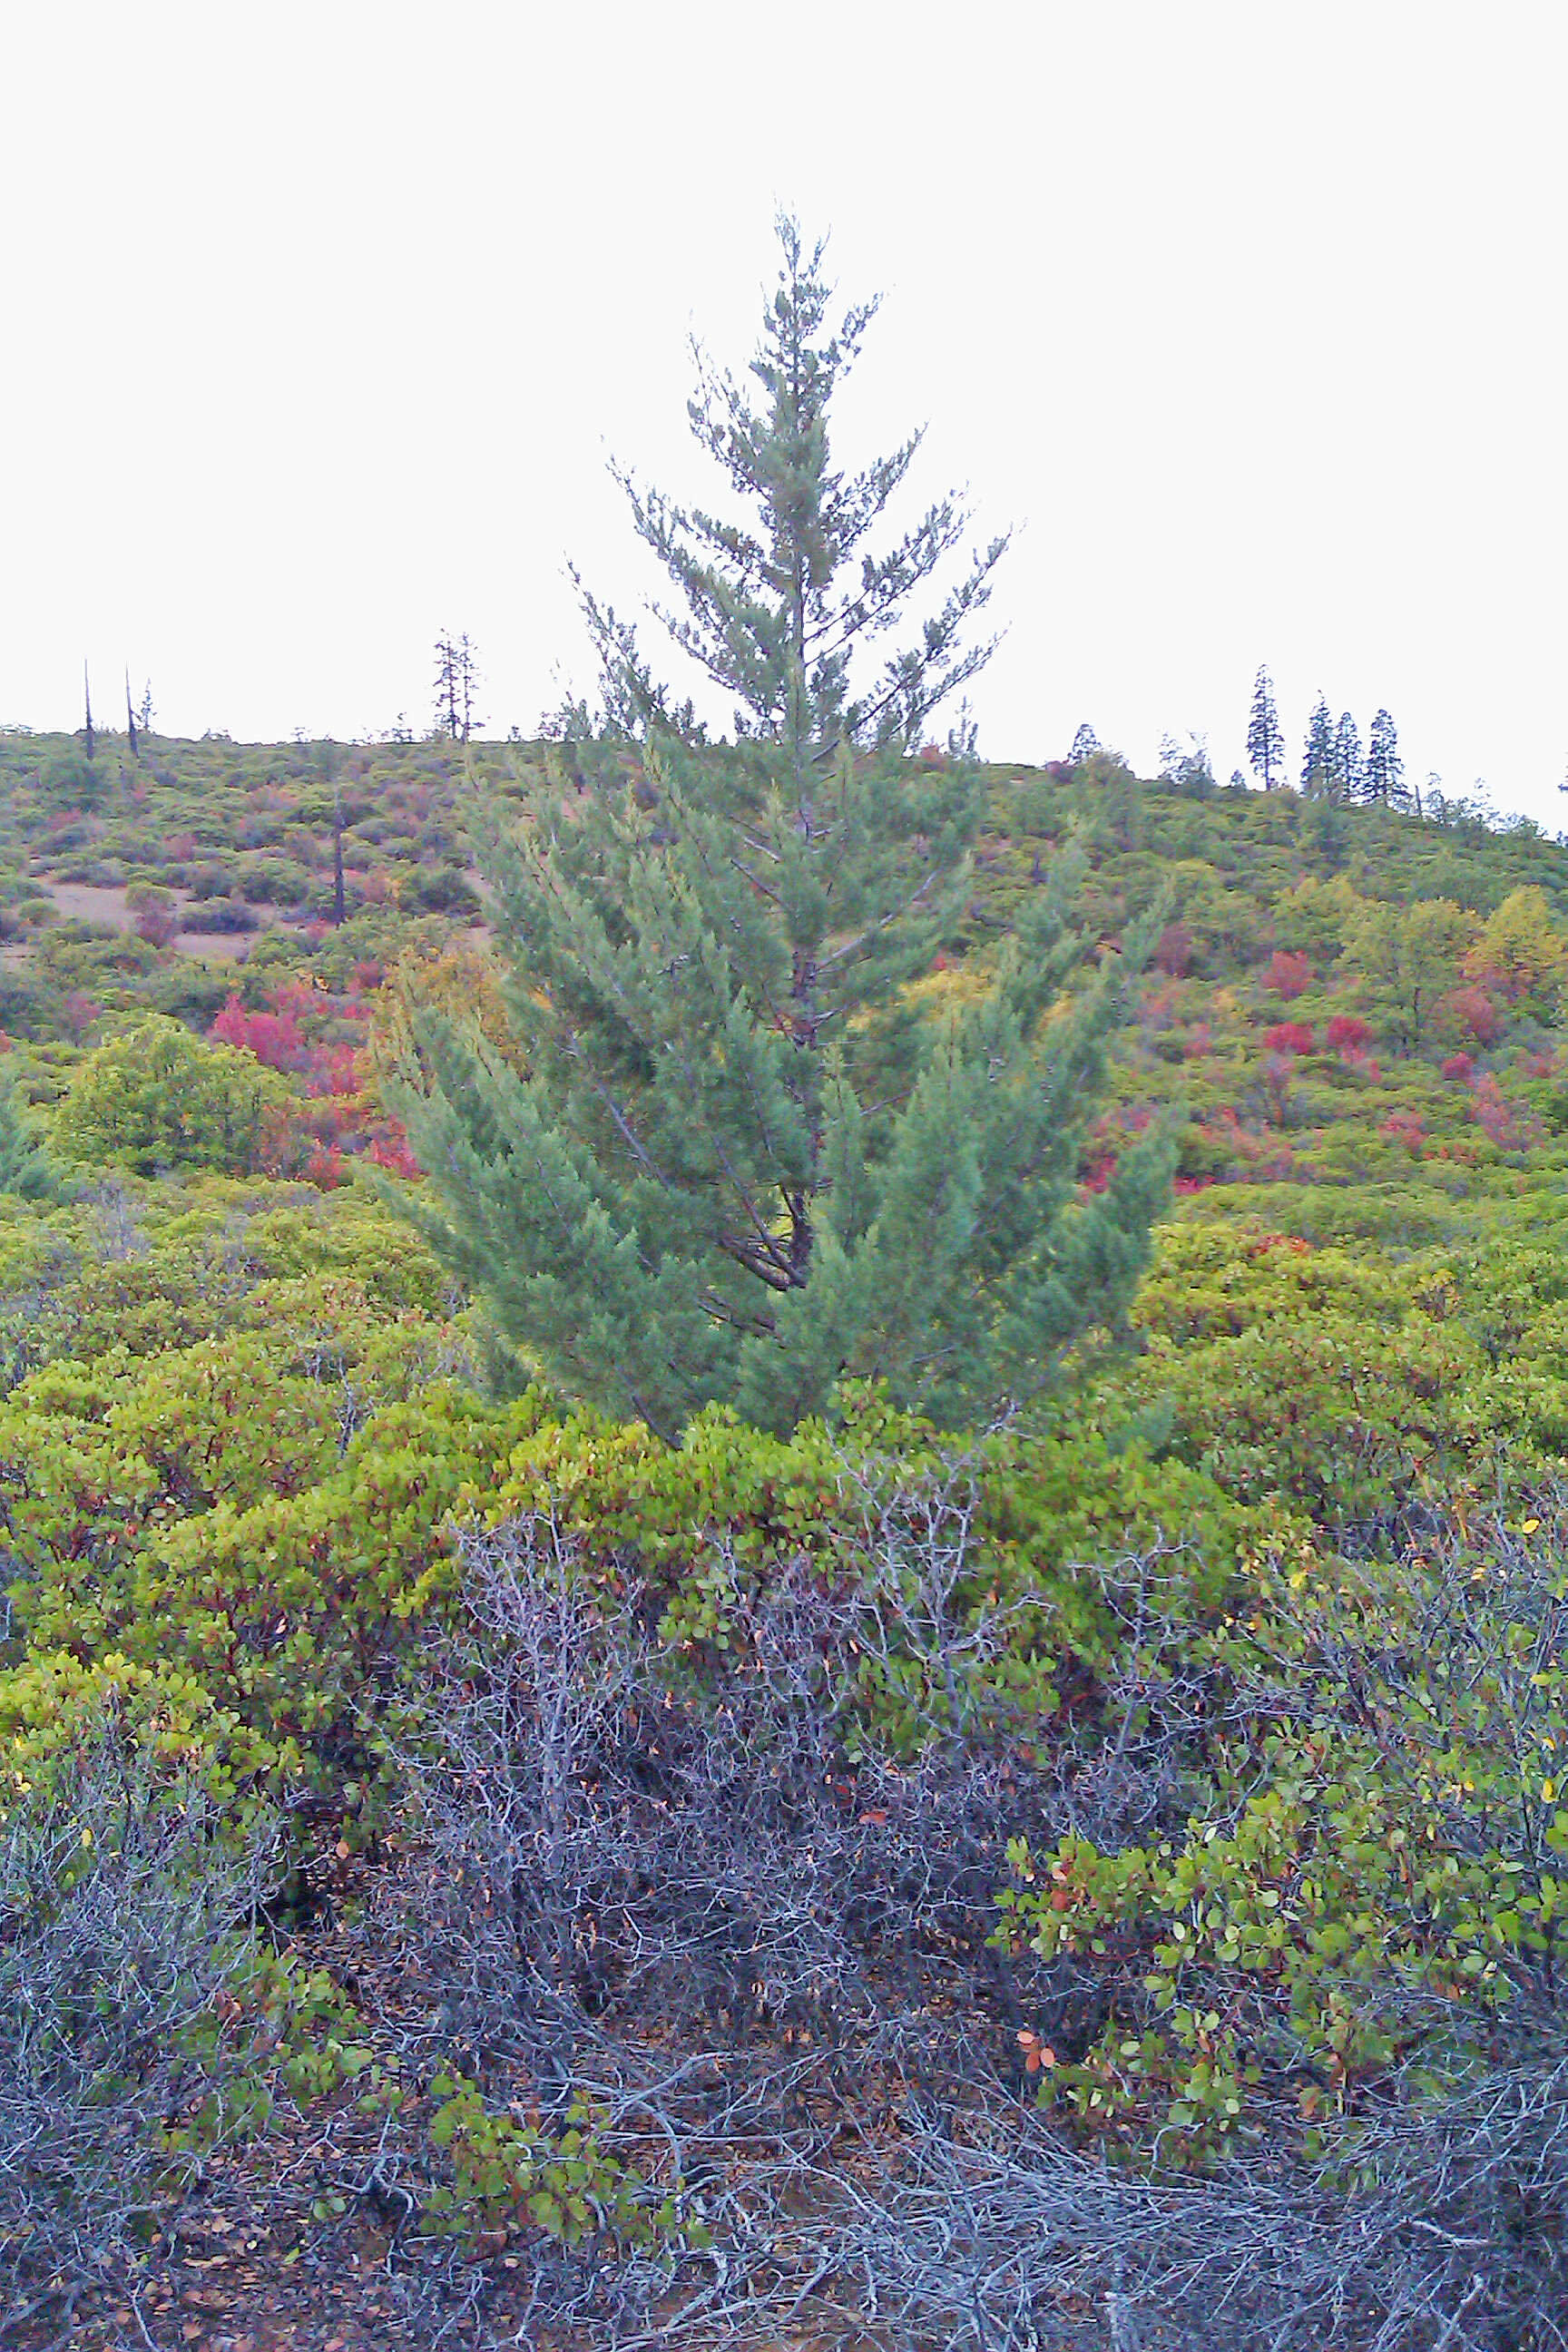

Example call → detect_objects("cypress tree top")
577 213 1010 776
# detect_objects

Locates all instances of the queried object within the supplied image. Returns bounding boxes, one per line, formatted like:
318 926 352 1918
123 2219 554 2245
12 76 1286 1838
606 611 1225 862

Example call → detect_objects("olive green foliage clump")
996 1506 1568 2161
0 1064 58 1200
0 1176 1261 1774
52 1014 294 1176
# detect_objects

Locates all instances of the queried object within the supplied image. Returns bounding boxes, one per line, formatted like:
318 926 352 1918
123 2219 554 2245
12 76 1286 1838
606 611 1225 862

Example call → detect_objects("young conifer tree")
433 632 483 743
391 219 1171 1438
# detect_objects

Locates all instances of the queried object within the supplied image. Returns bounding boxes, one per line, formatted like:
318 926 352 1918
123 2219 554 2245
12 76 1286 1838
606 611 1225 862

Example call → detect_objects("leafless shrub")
357 1479 1568 2347
383 1452 1111 2054
841 2035 1568 2351
0 1733 277 2330
361 1477 1153 2342
88 1181 147 1263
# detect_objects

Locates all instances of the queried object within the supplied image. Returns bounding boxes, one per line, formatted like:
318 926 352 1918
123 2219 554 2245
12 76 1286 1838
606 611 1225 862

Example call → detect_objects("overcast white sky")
3 3 1564 820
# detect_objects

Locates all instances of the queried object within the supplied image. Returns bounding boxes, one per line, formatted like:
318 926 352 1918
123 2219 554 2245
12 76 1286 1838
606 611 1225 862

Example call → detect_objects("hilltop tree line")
1068 683 1416 819
1249 665 1415 810
54 643 1442 838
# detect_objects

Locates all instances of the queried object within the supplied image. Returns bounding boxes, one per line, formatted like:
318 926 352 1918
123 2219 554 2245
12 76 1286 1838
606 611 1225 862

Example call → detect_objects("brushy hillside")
5 730 1568 2349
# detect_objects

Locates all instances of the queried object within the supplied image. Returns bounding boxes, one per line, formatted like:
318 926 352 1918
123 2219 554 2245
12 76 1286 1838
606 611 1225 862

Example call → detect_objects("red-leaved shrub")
1379 1112 1426 1158
133 906 181 948
1153 921 1193 977
210 993 302 1073
304 1142 346 1190
1471 1074 1521 1148
1264 1022 1315 1056
1265 950 1313 1000
304 1044 363 1101
1325 1014 1372 1054
368 1126 422 1181
62 991 102 1042
1445 985 1504 1046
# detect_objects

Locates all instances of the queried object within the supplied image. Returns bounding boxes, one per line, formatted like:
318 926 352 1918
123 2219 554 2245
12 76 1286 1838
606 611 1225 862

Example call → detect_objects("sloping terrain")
5 736 1568 2348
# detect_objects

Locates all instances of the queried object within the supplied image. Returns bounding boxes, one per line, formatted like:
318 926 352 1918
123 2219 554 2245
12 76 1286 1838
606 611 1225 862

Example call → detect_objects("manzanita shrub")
993 1502 1568 2164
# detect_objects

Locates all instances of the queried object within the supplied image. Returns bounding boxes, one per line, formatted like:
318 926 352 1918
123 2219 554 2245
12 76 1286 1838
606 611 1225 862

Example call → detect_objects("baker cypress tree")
390 219 1171 1438
1366 708 1405 808
1245 665 1284 789
1334 710 1364 803
1301 693 1336 797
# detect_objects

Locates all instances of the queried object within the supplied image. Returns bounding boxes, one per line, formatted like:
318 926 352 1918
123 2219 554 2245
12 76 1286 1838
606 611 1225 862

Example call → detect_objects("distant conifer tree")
391 218 1169 1438
1306 791 1348 868
1070 722 1102 767
433 632 483 743
1301 693 1335 797
1334 711 1364 802
946 696 980 759
458 633 482 742
1246 666 1284 789
1160 733 1215 795
1365 709 1406 808
433 632 459 738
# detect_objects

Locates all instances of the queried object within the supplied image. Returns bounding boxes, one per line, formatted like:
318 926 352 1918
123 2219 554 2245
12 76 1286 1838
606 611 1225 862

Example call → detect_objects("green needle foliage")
394 744 1169 1436
576 211 1010 764
390 220 1171 1437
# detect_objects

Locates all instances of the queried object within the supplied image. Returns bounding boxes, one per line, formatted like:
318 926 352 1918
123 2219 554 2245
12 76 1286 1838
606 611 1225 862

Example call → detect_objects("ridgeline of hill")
6 724 1568 1246
6 730 1568 2347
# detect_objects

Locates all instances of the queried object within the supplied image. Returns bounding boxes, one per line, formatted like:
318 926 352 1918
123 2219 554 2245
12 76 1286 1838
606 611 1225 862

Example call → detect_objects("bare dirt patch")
33 881 265 964
175 926 253 964
40 881 142 933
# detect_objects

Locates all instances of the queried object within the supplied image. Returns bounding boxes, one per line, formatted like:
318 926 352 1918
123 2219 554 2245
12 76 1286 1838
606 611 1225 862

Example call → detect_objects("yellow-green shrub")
51 1014 295 1176
0 1650 290 1818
